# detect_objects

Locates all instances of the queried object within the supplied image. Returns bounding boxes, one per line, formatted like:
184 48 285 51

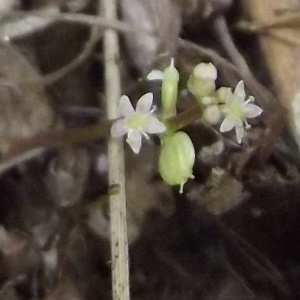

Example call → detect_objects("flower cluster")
110 59 263 193
186 63 263 144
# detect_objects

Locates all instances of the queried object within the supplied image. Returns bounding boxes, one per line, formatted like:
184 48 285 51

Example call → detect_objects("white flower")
110 93 166 153
219 81 263 144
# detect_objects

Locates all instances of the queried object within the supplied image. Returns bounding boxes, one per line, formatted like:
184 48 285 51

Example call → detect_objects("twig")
0 147 46 174
0 121 112 174
0 25 101 87
0 103 200 176
236 11 300 31
178 38 274 108
213 15 253 80
102 0 130 299
35 25 101 85
0 10 133 38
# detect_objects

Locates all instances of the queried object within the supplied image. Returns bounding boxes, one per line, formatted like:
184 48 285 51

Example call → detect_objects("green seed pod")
161 58 179 119
159 131 195 193
187 62 217 105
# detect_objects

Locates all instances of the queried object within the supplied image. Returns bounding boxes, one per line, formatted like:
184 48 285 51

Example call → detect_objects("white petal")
110 119 128 137
233 80 246 100
235 121 244 144
126 130 142 153
119 95 135 117
220 116 235 132
217 87 232 104
244 104 263 118
147 70 165 81
136 93 153 113
144 115 166 134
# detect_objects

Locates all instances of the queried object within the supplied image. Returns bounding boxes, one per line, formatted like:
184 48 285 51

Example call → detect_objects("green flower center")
126 113 147 130
227 103 245 119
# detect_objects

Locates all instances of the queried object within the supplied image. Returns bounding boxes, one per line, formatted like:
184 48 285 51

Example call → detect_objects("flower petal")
244 104 263 118
110 119 128 137
126 130 142 153
144 115 166 134
234 80 246 99
136 93 153 113
235 121 244 144
220 116 235 132
147 70 165 81
119 95 135 117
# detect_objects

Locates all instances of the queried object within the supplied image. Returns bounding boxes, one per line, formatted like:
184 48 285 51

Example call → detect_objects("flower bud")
215 86 231 104
203 104 221 125
159 131 195 193
187 62 217 105
201 96 214 106
161 58 179 119
193 62 217 81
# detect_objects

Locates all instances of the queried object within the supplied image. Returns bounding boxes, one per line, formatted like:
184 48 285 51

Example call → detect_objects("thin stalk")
102 0 130 299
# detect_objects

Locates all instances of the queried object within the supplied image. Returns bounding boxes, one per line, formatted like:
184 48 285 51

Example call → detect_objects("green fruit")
159 131 195 193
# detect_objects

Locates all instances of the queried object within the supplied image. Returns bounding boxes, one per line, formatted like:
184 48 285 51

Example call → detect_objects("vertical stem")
102 0 130 299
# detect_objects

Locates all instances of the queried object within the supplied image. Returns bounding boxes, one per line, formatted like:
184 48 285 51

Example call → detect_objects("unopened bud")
203 105 221 125
215 86 231 104
187 62 217 104
161 58 179 118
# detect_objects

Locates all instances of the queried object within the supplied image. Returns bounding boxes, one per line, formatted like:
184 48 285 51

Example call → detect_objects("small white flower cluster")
184 62 263 144
109 60 264 193
110 60 263 153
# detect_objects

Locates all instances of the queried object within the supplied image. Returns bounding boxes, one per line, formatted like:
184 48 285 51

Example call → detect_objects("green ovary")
126 113 147 130
228 104 244 119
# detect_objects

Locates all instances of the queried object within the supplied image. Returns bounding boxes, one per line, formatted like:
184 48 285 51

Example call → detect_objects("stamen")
150 105 157 114
244 120 251 129
142 132 150 140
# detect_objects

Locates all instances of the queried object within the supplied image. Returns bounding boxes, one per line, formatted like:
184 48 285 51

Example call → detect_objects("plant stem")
102 0 130 299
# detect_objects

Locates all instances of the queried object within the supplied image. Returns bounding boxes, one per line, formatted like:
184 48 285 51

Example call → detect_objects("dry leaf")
187 167 248 215
0 43 60 157
46 146 91 207
0 226 37 280
120 0 181 71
